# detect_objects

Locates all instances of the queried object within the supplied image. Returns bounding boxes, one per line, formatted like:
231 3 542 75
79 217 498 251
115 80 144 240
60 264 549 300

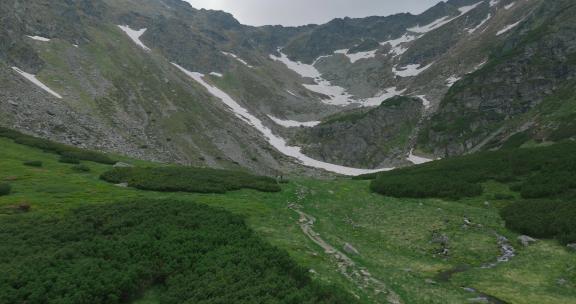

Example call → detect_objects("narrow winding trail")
288 186 402 304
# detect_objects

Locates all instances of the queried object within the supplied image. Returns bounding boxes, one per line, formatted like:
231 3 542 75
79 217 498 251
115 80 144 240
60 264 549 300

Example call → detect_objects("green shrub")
502 199 576 245
100 167 281 193
368 142 576 200
0 200 355 304
71 164 91 172
0 127 116 164
58 153 80 164
23 160 43 167
0 183 11 196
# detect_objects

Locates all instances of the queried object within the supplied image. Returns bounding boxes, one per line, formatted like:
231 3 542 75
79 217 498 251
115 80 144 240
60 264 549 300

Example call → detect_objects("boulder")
343 243 359 255
113 162 133 168
518 235 537 247
567 243 576 252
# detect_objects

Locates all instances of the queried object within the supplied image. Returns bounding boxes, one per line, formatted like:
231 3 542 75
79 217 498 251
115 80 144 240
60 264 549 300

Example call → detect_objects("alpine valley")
0 0 575 303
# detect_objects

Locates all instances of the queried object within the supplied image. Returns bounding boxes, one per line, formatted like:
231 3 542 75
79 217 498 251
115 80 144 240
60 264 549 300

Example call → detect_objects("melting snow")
172 62 392 176
334 49 378 63
361 87 407 107
415 95 432 110
504 2 515 9
467 13 492 34
490 0 500 7
408 1 483 33
270 51 321 78
407 149 435 165
393 62 434 77
209 72 223 77
446 75 462 87
381 34 418 56
222 52 254 68
268 116 320 128
26 35 51 42
12 67 62 99
286 90 297 97
497 20 522 36
117 25 151 52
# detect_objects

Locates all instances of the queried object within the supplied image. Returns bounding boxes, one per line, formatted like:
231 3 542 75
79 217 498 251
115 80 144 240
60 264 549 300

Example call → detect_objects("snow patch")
362 87 407 107
209 72 223 77
26 35 51 42
467 13 492 34
286 90 297 97
270 51 321 79
222 52 254 68
335 49 378 63
393 62 434 77
490 0 500 7
117 25 151 52
268 116 320 128
497 20 522 36
172 62 392 176
415 95 432 110
408 1 483 33
504 2 515 9
407 149 435 165
446 75 462 87
380 34 418 56
12 67 62 99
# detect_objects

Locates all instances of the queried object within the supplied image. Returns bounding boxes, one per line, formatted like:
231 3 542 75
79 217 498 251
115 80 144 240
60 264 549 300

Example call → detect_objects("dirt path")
289 186 402 304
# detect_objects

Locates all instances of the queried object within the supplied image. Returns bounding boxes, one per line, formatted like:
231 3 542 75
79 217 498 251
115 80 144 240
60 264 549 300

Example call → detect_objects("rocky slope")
292 96 423 168
418 0 576 156
1 0 573 174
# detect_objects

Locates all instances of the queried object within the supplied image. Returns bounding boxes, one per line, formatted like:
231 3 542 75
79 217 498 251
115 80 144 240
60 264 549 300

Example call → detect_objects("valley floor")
0 137 574 303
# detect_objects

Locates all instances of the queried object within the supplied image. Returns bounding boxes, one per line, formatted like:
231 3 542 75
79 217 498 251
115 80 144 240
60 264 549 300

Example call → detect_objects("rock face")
419 0 576 156
293 97 424 168
518 235 537 247
343 243 360 255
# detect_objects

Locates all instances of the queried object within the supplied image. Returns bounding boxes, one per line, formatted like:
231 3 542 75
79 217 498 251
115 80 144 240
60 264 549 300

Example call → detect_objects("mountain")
1 0 574 176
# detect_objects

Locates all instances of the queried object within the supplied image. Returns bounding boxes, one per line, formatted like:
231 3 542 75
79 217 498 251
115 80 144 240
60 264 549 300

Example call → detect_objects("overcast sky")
185 0 444 26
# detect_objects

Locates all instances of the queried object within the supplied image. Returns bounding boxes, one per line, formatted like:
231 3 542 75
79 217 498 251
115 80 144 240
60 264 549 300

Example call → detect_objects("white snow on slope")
268 116 320 128
490 0 500 7
286 90 297 97
362 87 408 107
271 50 405 107
497 20 522 36
407 149 435 165
209 72 223 77
505 2 515 9
172 62 392 176
446 75 462 87
380 34 418 56
334 49 378 63
393 62 434 77
117 25 150 51
467 13 492 34
26 35 51 42
12 67 62 99
222 52 254 68
270 51 321 78
415 95 432 110
408 1 483 33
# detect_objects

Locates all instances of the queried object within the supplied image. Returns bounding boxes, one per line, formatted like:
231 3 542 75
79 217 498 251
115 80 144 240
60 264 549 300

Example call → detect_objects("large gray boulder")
518 235 537 247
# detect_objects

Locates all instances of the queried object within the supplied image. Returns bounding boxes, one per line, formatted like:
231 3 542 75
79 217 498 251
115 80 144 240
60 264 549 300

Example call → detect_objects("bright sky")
185 0 444 26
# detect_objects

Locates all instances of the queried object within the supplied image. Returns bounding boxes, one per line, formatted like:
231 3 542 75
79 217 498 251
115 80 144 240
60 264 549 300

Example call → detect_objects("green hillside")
1 131 574 303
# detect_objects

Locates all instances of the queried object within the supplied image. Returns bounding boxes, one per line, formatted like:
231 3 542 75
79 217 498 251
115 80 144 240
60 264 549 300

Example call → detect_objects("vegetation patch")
502 199 576 245
100 167 281 193
0 200 354 304
0 127 116 165
23 160 43 167
0 183 11 196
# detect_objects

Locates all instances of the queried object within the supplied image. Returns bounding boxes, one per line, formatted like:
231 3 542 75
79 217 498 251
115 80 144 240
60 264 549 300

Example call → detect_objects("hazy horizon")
184 0 444 26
